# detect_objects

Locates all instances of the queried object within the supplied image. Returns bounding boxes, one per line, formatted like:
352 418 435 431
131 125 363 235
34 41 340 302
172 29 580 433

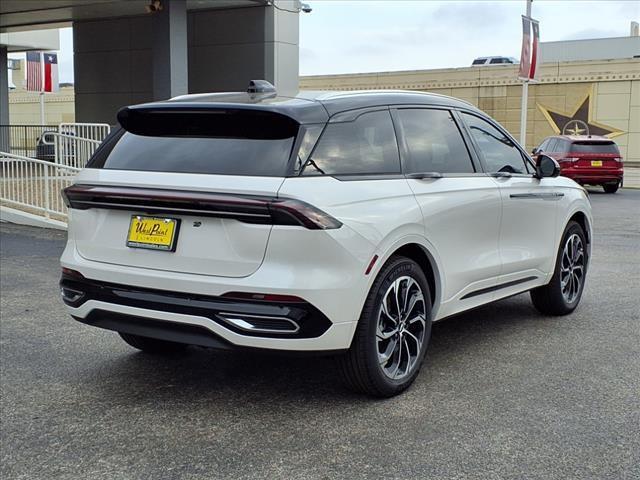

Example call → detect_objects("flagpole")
520 0 532 147
39 52 45 125
39 92 45 125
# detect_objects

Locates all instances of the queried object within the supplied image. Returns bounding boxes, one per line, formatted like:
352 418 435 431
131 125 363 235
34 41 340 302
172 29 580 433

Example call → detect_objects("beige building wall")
7 58 639 164
301 59 640 165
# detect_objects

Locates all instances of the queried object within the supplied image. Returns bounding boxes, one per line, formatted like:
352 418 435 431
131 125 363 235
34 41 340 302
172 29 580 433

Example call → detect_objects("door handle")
509 192 564 199
406 172 443 180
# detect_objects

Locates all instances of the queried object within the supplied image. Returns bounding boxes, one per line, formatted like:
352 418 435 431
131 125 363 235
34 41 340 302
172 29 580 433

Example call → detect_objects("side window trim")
390 106 482 176
457 109 535 176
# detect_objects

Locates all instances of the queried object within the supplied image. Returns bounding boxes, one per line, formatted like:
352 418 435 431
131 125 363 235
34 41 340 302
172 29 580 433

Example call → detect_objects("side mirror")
535 154 560 179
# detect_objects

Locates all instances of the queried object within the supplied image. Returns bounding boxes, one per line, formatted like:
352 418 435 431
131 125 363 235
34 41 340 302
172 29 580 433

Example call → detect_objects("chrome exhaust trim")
217 312 300 334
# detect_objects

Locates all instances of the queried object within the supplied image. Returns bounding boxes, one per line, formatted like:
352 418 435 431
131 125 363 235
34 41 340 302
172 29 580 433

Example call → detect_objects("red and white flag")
25 51 59 92
518 16 540 81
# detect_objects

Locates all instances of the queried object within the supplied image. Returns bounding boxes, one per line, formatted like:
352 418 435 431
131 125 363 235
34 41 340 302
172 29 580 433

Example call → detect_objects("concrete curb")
0 206 67 230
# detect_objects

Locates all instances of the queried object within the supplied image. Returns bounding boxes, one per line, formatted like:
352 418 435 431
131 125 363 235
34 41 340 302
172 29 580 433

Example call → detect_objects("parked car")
35 130 57 162
471 56 518 66
60 82 592 397
533 135 624 193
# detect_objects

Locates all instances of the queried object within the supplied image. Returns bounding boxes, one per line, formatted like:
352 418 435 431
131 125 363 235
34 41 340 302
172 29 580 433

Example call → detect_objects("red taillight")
560 157 580 163
221 292 306 303
61 267 84 279
270 198 342 230
62 184 342 230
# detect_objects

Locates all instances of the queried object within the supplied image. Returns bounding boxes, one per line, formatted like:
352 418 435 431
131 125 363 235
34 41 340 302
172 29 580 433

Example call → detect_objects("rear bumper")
561 167 623 185
61 273 333 339
60 229 369 351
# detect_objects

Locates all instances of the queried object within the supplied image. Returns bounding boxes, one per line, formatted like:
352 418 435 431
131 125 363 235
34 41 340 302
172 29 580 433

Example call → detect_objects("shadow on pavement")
77 295 549 404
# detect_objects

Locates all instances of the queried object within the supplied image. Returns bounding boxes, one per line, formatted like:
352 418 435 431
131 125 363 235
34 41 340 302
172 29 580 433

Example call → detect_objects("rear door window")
556 139 570 154
570 141 620 154
397 109 475 174
303 110 400 176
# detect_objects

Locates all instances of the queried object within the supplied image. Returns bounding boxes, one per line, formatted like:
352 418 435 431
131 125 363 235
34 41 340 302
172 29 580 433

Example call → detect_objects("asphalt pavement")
1 188 639 480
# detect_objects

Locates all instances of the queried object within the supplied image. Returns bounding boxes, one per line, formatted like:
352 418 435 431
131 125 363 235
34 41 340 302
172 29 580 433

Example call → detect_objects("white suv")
60 84 592 397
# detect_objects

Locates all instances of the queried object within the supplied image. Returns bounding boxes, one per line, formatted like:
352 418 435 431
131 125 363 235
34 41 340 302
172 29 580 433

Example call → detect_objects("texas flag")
25 51 59 93
43 53 59 92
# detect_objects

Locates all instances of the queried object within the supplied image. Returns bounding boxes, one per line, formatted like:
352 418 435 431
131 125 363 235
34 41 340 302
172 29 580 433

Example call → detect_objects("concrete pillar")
152 0 188 100
73 3 299 123
0 46 9 152
264 1 299 96
188 3 299 95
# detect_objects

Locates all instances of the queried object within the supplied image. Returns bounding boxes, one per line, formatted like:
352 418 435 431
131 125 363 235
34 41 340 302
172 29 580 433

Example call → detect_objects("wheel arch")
555 208 592 272
371 239 443 319
568 210 591 246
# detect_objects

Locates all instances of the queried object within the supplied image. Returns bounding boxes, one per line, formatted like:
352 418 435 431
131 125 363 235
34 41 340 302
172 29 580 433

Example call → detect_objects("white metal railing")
59 122 111 143
43 132 103 169
0 151 80 221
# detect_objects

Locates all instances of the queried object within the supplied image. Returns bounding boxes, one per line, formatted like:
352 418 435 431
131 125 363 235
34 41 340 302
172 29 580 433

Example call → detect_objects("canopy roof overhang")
0 0 266 32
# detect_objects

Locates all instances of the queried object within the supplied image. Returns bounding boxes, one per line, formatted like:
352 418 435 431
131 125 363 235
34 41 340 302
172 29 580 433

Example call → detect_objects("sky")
9 0 640 84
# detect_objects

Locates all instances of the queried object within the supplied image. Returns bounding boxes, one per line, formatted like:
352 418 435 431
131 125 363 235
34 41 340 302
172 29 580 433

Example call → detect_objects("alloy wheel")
376 276 427 380
560 233 585 304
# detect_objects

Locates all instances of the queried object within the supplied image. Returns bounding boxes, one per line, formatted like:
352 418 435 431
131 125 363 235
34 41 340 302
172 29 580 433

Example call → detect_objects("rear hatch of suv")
568 140 622 169
65 103 327 278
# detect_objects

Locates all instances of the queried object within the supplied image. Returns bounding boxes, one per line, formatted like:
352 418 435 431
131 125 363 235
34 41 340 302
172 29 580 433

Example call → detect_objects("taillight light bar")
61 184 342 230
559 157 580 163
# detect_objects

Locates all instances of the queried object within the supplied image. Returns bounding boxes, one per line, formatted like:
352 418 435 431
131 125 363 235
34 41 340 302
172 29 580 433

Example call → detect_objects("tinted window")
570 141 620 154
489 58 504 64
398 109 474 174
97 133 295 176
557 139 570 154
462 113 529 174
90 111 299 176
304 110 400 175
546 139 558 152
538 139 549 151
472 59 486 65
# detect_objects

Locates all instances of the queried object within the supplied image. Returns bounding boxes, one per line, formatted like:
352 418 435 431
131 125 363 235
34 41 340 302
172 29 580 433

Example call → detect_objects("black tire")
118 332 188 354
603 183 619 194
338 255 432 397
530 221 587 315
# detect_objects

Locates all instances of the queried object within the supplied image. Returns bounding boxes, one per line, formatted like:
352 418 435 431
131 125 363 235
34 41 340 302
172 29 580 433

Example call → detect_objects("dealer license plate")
126 215 179 251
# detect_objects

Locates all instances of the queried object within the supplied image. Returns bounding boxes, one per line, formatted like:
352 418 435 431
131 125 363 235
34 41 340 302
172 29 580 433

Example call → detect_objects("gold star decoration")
537 87 624 138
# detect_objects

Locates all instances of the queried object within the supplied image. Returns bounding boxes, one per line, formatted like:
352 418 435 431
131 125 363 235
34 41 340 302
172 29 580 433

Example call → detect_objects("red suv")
533 135 624 193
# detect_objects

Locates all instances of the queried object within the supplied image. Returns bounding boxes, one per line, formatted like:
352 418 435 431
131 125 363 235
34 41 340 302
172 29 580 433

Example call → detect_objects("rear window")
570 141 619 155
88 109 299 176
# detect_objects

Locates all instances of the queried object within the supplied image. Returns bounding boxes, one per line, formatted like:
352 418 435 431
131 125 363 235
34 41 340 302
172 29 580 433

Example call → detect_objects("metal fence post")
43 164 51 218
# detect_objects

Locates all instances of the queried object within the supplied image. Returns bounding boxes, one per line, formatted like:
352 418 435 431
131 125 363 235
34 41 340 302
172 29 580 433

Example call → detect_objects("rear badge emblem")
193 221 202 227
